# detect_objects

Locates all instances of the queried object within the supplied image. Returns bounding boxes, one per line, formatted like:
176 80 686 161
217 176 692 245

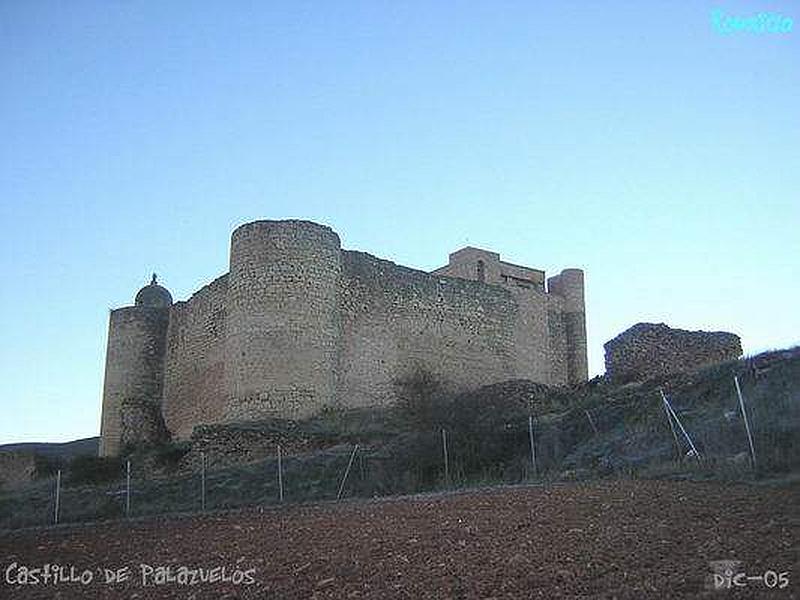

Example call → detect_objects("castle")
99 220 587 456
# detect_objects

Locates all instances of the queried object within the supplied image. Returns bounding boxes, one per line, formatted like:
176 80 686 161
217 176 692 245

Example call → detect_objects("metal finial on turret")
151 273 158 285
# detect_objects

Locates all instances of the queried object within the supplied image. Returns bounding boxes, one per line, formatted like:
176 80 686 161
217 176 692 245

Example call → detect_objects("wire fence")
1 372 797 530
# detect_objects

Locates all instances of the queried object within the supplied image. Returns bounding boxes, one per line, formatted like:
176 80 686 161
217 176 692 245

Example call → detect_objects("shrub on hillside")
151 441 191 472
394 368 454 431
67 455 124 486
392 369 535 485
33 454 63 478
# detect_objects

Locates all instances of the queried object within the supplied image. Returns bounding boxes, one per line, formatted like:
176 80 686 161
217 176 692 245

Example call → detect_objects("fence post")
660 390 701 461
54 469 61 525
201 452 206 511
584 410 599 436
277 445 284 503
441 428 450 486
125 460 131 517
734 375 757 471
659 388 682 459
528 415 537 477
337 444 359 501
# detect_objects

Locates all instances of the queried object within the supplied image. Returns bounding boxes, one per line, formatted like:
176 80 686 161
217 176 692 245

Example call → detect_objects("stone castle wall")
336 251 578 410
99 306 169 456
604 322 742 383
100 219 588 453
547 269 588 384
120 398 169 448
161 275 228 439
510 286 558 384
546 294 569 385
433 248 586 385
223 221 342 422
339 251 520 408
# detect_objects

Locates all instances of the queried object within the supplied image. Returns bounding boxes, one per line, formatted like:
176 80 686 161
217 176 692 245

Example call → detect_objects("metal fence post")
660 390 701 461
528 415 537 476
277 445 284 503
660 388 682 459
337 444 359 501
442 429 450 486
125 460 131 517
734 375 757 470
201 452 206 511
585 410 599 436
54 469 61 525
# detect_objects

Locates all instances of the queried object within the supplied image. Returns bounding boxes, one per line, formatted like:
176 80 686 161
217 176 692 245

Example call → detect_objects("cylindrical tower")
547 268 588 385
99 276 171 457
224 220 341 420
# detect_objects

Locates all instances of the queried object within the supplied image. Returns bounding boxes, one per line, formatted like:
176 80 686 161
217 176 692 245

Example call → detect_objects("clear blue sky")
1 1 797 444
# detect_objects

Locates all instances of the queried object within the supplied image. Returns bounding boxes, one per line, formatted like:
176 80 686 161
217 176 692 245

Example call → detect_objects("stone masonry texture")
99 306 169 456
119 398 170 449
99 219 588 456
604 322 742 383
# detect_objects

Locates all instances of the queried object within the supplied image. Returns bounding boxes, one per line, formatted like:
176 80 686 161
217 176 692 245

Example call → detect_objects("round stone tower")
224 220 342 420
99 275 171 457
547 268 588 385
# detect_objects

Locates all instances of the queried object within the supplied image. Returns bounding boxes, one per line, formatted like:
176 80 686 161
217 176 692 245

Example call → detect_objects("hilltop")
0 437 98 460
1 346 798 529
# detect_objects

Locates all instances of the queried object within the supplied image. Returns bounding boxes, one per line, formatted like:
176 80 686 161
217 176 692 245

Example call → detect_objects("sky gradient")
1 1 798 444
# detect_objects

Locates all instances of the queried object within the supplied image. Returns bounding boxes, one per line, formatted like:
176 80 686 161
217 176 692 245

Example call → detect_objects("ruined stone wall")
182 421 340 470
337 251 562 408
99 306 169 456
223 221 341 422
604 322 743 383
161 275 228 439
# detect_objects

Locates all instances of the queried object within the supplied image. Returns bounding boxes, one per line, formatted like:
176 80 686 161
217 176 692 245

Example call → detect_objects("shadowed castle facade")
99 220 587 456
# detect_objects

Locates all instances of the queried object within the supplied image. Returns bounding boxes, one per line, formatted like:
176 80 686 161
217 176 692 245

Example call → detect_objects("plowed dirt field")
2 480 798 599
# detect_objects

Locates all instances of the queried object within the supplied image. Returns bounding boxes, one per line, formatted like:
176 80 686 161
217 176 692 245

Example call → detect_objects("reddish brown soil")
1 480 798 599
